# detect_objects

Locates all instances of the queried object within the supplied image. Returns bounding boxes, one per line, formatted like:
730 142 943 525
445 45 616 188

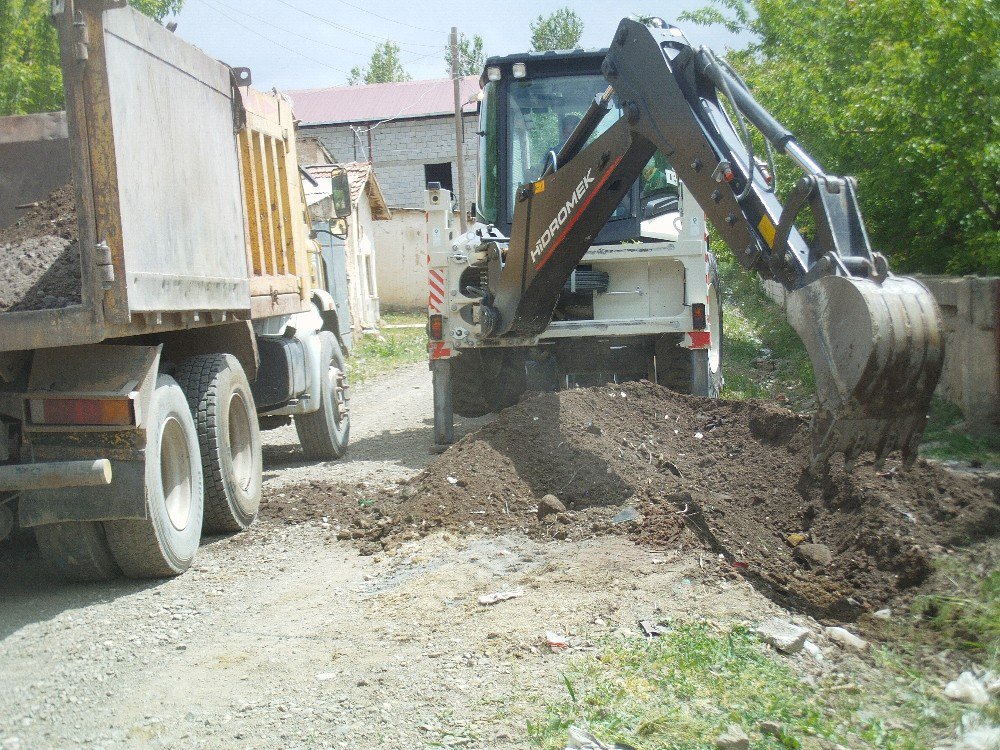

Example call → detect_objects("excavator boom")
479 19 943 468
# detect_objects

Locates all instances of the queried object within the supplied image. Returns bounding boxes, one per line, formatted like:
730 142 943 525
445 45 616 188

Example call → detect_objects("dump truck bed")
0 1 311 354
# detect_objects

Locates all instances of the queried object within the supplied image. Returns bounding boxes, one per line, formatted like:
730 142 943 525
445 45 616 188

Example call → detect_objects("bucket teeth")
788 274 944 471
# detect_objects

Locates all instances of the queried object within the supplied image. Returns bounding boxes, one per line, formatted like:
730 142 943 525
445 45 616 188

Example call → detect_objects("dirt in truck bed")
0 183 81 312
266 381 998 620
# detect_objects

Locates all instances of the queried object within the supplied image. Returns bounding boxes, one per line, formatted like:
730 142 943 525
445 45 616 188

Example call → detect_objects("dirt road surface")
0 365 881 749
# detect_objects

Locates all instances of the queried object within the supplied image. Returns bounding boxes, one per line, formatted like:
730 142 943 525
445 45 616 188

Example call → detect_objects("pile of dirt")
268 382 998 619
0 184 81 312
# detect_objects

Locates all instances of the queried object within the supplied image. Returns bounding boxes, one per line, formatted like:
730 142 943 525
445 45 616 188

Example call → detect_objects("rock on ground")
825 626 869 652
715 724 750 750
756 618 810 654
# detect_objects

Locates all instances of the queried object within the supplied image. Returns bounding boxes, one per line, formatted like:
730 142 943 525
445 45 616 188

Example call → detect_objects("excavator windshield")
504 74 624 222
477 70 678 231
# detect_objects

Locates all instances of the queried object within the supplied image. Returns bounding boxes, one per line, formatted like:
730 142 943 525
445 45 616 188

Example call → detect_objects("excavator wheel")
655 253 723 397
451 349 528 418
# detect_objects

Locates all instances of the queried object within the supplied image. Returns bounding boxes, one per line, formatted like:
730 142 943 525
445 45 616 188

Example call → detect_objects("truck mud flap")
18 458 147 528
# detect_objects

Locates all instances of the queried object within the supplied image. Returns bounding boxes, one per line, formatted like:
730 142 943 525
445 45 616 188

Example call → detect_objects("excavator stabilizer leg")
787 275 944 470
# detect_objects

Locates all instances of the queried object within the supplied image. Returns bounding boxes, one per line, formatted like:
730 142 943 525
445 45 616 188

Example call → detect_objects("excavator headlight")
512 63 527 79
486 66 501 82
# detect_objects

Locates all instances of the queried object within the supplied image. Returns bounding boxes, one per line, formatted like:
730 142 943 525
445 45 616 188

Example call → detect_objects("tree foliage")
680 0 999 275
0 0 182 116
445 33 485 77
529 7 584 52
348 41 411 85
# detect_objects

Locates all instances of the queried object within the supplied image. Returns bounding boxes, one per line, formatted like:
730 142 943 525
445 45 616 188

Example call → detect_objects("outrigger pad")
787 274 944 469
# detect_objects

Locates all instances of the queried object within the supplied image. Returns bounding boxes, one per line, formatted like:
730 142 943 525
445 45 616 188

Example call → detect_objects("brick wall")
301 114 478 209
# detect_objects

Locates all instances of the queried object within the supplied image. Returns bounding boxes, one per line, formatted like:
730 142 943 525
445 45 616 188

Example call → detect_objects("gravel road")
0 364 852 749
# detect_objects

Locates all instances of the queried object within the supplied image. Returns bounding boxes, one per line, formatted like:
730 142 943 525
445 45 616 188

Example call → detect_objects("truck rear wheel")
451 349 527 418
175 354 262 533
34 521 121 582
104 375 204 578
295 331 350 460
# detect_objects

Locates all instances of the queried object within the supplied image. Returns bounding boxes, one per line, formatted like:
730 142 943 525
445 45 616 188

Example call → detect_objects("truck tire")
295 331 350 460
175 354 262 534
34 521 121 582
104 375 204 578
451 349 527 418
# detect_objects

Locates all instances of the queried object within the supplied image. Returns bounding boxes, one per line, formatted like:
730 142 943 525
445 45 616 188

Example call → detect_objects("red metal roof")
288 76 480 126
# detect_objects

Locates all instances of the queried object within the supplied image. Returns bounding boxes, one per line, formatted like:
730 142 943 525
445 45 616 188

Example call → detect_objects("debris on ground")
477 589 525 606
537 494 566 519
267 382 998 619
0 184 80 312
545 632 569 651
825 626 869 652
714 724 750 750
639 620 670 638
756 618 810 654
759 720 784 738
944 672 992 706
565 726 633 750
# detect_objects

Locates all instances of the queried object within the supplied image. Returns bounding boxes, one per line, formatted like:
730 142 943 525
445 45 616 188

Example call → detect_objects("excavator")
429 18 943 469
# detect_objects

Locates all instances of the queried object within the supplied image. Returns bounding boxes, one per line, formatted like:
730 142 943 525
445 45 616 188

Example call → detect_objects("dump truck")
0 1 352 580
428 19 943 468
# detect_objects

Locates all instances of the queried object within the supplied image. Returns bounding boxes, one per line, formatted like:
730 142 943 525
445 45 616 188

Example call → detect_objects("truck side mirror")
330 166 351 219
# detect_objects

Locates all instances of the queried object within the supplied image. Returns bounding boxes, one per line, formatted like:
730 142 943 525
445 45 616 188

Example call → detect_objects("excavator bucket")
787 274 944 470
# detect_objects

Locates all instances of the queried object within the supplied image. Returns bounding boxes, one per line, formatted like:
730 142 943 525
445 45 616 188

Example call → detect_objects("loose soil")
266 381 998 620
0 183 81 312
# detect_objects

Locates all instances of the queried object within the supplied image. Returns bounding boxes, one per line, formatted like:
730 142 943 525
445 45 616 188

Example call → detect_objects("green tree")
445 33 485 77
680 0 999 275
348 41 411 85
529 7 583 52
0 0 183 116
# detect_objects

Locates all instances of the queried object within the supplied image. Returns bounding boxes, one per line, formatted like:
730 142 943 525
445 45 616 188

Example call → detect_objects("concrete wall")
762 276 1000 434
372 208 462 311
301 114 478 209
346 195 380 329
917 275 999 434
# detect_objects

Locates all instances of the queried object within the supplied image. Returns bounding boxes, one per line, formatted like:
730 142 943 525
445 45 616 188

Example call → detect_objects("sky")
169 0 750 91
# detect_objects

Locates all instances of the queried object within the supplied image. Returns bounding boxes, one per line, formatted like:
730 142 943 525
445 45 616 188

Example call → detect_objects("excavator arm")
476 18 943 469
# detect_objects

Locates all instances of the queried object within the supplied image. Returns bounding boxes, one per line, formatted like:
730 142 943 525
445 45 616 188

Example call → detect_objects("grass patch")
919 399 1000 467
347 311 427 384
717 252 815 413
908 550 1000 671
527 622 969 750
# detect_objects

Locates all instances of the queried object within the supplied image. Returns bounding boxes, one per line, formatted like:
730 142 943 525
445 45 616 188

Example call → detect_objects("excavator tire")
451 349 527 418
656 252 723 396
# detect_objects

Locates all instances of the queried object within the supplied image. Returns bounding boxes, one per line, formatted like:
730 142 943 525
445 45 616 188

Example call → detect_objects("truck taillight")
692 303 707 330
428 314 444 341
29 398 133 426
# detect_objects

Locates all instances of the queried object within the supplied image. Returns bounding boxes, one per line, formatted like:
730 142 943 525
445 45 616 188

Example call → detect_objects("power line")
196 0 355 77
203 0 449 81
321 0 443 35
270 0 445 50
202 0 386 61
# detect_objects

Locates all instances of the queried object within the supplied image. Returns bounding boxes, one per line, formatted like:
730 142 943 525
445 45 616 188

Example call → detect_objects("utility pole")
450 26 468 233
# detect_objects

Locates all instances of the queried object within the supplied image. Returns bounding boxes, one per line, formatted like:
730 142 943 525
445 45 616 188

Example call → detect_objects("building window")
424 162 453 193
